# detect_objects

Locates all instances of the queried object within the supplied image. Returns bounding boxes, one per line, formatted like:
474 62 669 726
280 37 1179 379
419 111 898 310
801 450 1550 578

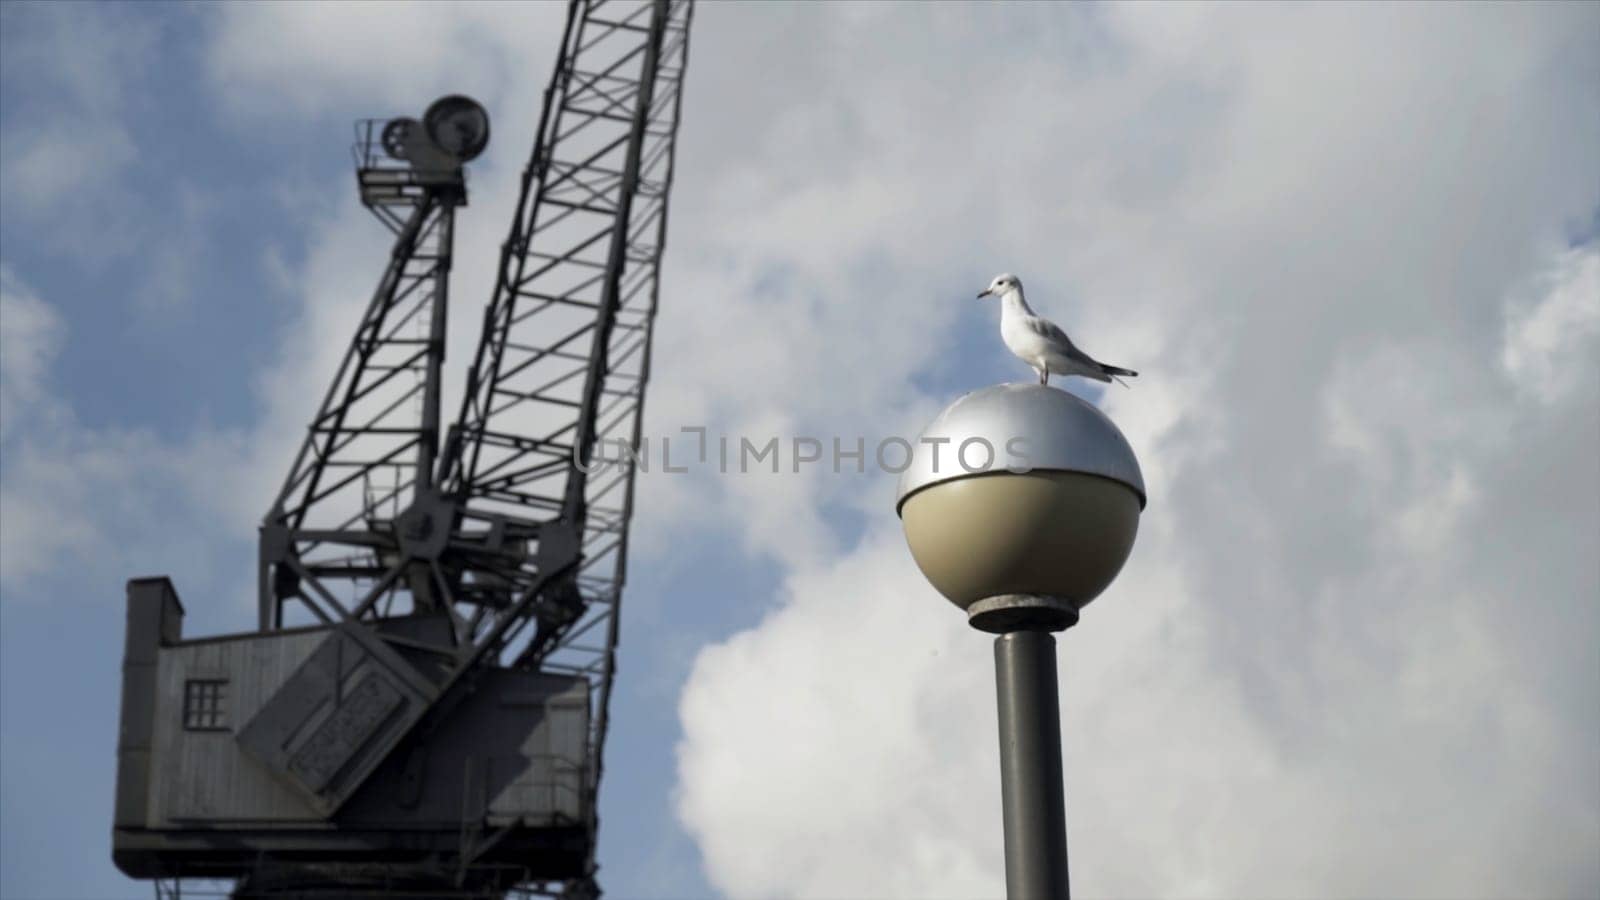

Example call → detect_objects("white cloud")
0 266 242 596
677 524 1002 899
669 4 1600 898
0 3 155 252
0 264 64 441
0 118 136 217
202 2 563 122
678 263 1600 898
1502 245 1600 406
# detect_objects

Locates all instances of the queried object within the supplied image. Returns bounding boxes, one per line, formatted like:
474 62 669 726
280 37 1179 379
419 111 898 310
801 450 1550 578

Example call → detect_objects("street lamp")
896 383 1145 899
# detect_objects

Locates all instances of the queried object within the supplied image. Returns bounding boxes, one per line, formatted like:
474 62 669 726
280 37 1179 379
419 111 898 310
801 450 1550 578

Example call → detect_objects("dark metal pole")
994 630 1071 899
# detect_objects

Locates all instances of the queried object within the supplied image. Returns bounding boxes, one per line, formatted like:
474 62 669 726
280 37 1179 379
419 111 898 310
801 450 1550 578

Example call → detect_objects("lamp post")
896 384 1145 900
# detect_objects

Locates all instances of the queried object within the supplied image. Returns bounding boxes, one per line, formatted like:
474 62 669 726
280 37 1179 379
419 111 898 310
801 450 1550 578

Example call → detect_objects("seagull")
977 273 1138 387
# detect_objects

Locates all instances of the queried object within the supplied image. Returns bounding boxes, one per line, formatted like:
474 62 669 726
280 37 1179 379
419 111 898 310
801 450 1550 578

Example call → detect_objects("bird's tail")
1101 364 1138 388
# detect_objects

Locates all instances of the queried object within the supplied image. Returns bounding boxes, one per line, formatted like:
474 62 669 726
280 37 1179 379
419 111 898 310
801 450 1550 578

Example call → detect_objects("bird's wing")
1026 315 1129 373
1024 316 1102 367
1022 315 1075 350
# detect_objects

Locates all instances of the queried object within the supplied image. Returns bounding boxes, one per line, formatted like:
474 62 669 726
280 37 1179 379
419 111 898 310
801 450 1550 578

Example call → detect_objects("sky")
1 2 1597 899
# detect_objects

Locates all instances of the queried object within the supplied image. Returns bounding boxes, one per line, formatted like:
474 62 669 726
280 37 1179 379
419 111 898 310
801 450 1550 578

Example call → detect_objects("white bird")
977 273 1138 387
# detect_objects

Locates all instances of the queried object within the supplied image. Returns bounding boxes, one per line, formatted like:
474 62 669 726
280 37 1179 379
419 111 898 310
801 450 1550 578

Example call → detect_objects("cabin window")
183 679 228 731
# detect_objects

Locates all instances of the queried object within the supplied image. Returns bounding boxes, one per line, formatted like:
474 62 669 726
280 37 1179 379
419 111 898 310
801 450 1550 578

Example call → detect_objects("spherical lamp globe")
895 384 1145 632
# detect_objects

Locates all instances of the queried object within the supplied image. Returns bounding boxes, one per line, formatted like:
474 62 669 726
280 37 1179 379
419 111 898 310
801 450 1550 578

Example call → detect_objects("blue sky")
4 2 1599 899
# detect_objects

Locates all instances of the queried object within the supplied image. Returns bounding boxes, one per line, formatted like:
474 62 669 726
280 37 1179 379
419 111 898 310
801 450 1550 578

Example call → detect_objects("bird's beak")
977 288 992 299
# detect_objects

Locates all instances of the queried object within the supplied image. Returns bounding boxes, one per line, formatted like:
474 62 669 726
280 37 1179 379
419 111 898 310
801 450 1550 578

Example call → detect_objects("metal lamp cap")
895 383 1146 511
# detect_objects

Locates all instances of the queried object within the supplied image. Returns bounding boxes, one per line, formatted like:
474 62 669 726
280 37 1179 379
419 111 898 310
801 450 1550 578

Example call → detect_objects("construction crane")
111 1 693 896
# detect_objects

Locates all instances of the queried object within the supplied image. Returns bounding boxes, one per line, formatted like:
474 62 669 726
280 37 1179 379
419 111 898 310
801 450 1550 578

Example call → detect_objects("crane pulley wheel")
381 117 417 161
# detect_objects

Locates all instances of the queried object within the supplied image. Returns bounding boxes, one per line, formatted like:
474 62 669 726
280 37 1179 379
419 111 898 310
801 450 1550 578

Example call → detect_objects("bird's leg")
1037 368 1048 386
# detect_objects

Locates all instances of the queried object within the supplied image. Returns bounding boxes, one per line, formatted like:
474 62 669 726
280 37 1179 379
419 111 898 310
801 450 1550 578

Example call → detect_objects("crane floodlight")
424 94 491 162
